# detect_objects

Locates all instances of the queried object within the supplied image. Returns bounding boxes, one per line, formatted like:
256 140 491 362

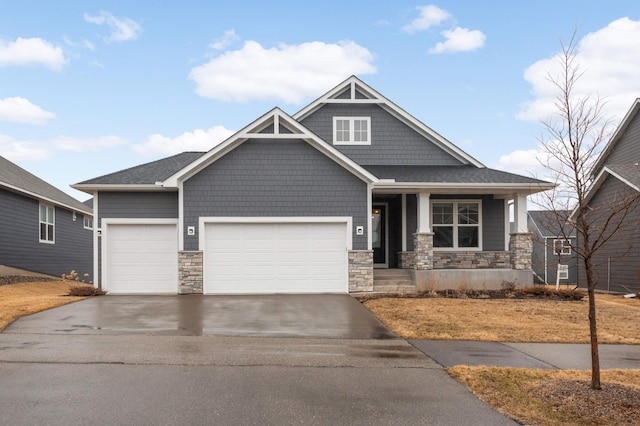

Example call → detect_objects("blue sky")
1 1 639 201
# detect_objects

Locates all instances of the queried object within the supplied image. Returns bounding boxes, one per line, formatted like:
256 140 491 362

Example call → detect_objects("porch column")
414 192 433 270
510 193 532 270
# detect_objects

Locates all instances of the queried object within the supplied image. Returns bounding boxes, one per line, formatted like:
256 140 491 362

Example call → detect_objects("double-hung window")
84 216 93 230
432 201 481 249
39 204 55 243
333 117 370 145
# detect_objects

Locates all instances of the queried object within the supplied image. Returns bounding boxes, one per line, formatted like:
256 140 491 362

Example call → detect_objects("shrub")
68 285 106 297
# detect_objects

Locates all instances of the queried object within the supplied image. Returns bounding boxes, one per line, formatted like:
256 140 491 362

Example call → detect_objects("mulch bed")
0 275 58 286
357 287 586 302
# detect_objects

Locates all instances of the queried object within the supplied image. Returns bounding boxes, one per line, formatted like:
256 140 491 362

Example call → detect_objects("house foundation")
178 251 203 294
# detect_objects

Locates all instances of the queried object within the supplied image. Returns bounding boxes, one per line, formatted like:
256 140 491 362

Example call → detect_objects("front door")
372 204 387 267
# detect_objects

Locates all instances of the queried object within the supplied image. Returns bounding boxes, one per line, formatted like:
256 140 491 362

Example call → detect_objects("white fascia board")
2 181 92 215
372 182 555 195
71 184 172 193
572 165 640 221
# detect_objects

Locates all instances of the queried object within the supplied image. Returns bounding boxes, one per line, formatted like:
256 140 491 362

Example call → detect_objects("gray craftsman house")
575 98 640 293
0 155 93 278
74 76 552 294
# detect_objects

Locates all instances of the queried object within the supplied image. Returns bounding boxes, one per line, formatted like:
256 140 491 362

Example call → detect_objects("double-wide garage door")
203 222 348 294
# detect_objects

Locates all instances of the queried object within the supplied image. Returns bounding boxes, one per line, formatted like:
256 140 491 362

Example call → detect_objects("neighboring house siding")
582 175 640 292
0 189 92 278
300 103 464 166
602 112 640 167
183 139 368 250
97 192 179 225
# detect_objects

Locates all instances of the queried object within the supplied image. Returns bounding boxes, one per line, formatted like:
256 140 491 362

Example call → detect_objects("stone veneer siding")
432 251 510 269
414 233 434 270
398 251 415 269
178 251 203 294
349 250 373 292
510 233 532 270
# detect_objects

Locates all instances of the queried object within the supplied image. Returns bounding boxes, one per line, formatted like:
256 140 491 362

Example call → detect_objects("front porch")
350 192 534 294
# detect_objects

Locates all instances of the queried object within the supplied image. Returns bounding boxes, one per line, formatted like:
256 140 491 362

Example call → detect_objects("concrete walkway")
410 340 640 370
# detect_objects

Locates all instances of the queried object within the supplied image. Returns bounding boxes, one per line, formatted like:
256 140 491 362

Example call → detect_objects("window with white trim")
557 264 569 280
39 204 55 243
553 239 571 255
432 201 481 249
333 117 370 145
84 216 93 230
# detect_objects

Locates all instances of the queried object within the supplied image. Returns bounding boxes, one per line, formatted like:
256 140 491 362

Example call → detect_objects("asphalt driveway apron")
4 294 395 339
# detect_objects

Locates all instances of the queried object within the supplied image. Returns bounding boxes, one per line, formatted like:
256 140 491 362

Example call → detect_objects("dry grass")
449 367 640 425
363 293 640 343
0 280 87 332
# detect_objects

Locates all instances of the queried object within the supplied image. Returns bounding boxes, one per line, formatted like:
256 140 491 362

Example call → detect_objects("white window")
558 264 569 280
39 204 55 243
432 201 481 249
84 216 93 230
333 117 370 145
553 239 571 255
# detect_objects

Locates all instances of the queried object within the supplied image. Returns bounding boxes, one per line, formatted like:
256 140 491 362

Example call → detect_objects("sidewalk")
410 340 640 370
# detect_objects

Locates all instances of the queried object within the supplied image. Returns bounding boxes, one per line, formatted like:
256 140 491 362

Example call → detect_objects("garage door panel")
204 221 348 294
105 223 178 294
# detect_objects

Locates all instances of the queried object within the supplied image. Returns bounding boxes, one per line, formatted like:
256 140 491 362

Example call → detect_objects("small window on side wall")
333 117 370 145
39 204 55 243
84 216 93 230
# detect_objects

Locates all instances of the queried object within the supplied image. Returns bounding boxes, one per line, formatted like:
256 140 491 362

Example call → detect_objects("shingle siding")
603 112 640 167
183 139 368 250
0 189 92 279
581 175 640 292
300 103 464 166
482 198 505 251
97 192 179 226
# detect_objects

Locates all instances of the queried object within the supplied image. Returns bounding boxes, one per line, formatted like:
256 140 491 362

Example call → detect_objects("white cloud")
52 135 128 152
133 126 235 156
429 26 486 53
495 148 550 179
209 29 240 50
518 17 640 123
0 97 56 125
0 134 50 161
403 5 451 33
189 40 376 104
84 11 142 42
0 37 66 70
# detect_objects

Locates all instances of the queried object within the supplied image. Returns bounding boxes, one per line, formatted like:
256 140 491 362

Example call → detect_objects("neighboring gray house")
528 210 577 287
74 76 552 294
576 98 640 293
0 155 93 279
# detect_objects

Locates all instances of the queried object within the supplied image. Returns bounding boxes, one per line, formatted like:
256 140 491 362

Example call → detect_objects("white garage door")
105 223 178 294
204 222 348 294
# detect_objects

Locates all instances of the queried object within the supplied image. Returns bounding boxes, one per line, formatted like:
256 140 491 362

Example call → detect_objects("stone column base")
349 250 373 292
414 232 434 270
178 251 203 294
510 233 532 270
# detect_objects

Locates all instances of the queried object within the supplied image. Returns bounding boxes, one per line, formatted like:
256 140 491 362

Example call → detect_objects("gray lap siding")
0 189 92 278
183 139 369 251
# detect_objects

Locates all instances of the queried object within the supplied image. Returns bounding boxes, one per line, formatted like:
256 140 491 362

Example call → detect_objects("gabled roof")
528 210 576 238
0 155 92 214
161 107 378 187
590 98 640 178
74 152 205 191
293 75 485 168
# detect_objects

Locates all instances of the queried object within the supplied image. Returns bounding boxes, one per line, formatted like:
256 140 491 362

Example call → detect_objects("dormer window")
333 117 371 145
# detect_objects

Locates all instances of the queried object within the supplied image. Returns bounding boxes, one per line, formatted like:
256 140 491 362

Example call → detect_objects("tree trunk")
584 255 601 390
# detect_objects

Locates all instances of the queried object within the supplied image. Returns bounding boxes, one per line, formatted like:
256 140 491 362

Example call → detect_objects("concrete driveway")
0 294 517 425
4 294 395 339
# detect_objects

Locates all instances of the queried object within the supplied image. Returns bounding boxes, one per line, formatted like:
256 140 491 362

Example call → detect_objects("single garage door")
105 223 178 294
204 221 348 294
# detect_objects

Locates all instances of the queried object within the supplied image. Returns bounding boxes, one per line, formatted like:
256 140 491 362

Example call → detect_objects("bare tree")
536 33 640 390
